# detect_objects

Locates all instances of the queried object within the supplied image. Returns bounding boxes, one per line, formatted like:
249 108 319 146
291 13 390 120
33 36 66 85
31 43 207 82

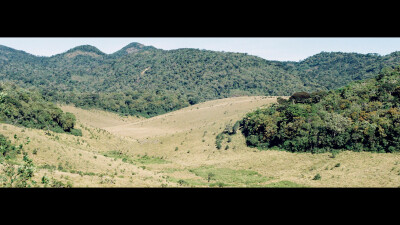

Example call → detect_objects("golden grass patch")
3 96 400 187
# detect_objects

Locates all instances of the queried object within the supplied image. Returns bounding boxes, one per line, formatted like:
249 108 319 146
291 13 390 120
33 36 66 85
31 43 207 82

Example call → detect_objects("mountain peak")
112 42 157 56
62 45 105 58
66 45 105 54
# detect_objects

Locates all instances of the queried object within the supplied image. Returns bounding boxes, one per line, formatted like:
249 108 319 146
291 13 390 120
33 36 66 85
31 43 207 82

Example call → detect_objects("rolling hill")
2 95 400 187
2 42 400 188
2 42 400 118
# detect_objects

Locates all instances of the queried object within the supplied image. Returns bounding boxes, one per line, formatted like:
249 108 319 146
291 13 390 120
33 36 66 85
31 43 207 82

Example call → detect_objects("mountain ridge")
1 42 400 117
2 42 400 62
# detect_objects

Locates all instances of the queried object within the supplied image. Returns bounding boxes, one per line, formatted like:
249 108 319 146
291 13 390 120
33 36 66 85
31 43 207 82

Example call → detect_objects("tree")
59 112 76 132
289 92 311 104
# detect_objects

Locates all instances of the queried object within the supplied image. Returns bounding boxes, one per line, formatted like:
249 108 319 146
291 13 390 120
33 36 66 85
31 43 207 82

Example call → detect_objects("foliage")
0 133 19 160
0 132 73 188
215 133 225 149
3 43 400 119
5 44 398 118
0 83 81 135
289 92 311 104
0 146 36 187
239 66 400 153
70 128 82 136
312 173 321 180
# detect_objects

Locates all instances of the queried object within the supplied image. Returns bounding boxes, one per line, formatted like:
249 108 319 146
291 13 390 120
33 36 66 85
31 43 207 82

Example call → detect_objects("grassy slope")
2 96 400 187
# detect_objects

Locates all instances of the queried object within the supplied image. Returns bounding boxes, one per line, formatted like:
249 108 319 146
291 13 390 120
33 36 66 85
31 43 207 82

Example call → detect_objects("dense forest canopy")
239 66 400 153
2 42 400 117
0 83 81 136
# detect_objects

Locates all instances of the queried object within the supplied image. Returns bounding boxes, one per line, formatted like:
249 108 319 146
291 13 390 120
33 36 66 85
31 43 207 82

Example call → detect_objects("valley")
2 96 400 187
2 41 400 188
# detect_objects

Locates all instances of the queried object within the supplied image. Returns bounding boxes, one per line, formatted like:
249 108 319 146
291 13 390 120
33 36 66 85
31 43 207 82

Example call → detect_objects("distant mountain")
59 45 106 58
0 45 40 61
1 42 400 117
293 51 400 90
111 42 157 57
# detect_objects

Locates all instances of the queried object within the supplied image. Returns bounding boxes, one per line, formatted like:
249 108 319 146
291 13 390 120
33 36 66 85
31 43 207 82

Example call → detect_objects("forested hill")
239 66 400 153
0 83 81 136
292 51 400 90
1 42 400 117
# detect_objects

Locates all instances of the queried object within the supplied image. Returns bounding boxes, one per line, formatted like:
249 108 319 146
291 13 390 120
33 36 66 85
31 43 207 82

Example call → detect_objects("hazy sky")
1 37 400 62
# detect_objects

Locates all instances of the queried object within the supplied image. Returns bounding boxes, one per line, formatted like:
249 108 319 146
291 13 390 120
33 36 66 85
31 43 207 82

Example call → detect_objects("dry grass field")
2 96 400 187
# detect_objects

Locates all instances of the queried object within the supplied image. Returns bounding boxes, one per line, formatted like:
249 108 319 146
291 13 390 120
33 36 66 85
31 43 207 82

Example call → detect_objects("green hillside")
0 83 81 136
292 51 400 90
1 43 400 117
238 66 400 153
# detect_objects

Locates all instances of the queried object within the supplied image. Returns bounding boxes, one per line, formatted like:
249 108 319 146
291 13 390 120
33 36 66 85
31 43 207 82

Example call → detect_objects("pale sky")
1 37 400 62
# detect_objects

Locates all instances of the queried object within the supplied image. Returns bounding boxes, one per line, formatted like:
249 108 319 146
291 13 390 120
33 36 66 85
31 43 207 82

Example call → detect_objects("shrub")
70 128 82 137
1 154 36 187
41 175 50 187
216 141 222 150
232 121 240 134
207 172 215 182
215 133 225 149
312 173 321 180
177 179 188 186
330 150 339 158
0 134 17 159
50 126 65 133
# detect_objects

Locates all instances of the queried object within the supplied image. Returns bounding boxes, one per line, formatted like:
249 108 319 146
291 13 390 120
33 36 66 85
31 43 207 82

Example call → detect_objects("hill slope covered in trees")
0 83 81 136
238 66 400 153
2 42 400 117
